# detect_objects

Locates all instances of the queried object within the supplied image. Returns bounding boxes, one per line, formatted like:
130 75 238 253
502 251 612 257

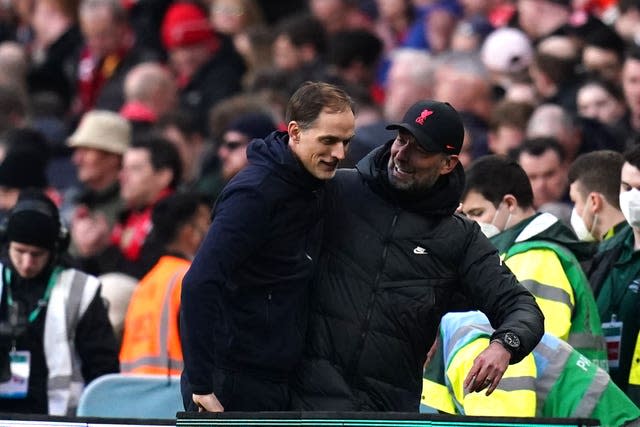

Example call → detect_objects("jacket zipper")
346 210 400 380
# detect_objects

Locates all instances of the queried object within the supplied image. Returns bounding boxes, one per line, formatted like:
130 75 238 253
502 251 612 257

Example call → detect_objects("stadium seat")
76 373 182 419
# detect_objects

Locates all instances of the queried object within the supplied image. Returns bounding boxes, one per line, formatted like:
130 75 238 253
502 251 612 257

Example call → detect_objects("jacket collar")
355 140 464 216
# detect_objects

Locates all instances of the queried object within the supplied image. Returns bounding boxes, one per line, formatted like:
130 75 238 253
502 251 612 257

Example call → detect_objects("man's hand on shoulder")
193 393 224 412
463 341 511 396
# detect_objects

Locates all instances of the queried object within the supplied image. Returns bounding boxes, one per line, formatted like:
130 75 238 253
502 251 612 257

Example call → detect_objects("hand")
193 392 224 412
463 341 511 396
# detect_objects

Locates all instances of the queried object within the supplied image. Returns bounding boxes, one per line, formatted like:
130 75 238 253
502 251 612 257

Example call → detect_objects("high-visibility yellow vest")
119 255 189 375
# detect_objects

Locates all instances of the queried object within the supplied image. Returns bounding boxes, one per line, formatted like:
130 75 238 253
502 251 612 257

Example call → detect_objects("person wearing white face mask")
588 146 640 406
461 155 607 369
568 151 627 244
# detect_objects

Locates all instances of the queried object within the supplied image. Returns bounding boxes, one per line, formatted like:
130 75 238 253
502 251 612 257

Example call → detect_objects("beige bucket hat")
67 110 132 155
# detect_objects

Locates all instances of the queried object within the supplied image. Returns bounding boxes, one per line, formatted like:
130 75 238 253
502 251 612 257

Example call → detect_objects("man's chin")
388 175 413 191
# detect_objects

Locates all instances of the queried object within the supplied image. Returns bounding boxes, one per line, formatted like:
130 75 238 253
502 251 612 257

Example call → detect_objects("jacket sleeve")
458 222 544 364
75 286 120 382
180 187 272 395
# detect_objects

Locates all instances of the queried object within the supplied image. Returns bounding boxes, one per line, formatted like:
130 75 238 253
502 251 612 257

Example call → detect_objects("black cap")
6 191 60 250
386 100 464 155
0 149 47 189
226 112 277 140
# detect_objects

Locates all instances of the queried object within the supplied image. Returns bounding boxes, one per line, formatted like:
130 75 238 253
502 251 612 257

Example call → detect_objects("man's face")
582 46 621 83
119 148 166 208
519 149 567 207
273 35 302 71
289 108 355 180
218 130 250 181
168 44 211 81
569 180 595 230
0 187 19 211
80 6 125 59
72 147 121 190
621 161 640 197
9 241 51 279
488 126 525 156
577 84 625 126
623 58 640 116
384 63 423 121
517 0 569 39
461 190 498 223
387 131 456 193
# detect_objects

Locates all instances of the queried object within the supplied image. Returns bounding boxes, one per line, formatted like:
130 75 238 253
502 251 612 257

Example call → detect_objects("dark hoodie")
180 131 324 394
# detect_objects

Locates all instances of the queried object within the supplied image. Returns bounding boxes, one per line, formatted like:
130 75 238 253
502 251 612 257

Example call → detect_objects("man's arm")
458 222 545 364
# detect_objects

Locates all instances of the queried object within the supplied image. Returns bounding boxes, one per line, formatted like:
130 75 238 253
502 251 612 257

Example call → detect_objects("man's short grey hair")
433 50 489 80
526 103 574 139
79 0 127 23
389 48 434 85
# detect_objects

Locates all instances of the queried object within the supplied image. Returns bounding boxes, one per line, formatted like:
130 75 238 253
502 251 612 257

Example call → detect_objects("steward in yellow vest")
423 311 640 426
461 156 607 368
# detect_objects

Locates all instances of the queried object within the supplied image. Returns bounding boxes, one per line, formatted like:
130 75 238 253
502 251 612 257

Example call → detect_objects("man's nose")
332 143 346 160
395 144 410 160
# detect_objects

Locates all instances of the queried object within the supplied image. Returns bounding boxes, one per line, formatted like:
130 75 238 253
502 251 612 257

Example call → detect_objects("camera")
0 302 27 382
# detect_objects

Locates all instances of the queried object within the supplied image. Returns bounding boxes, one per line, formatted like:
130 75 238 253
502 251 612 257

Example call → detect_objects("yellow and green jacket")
490 213 607 369
422 311 640 426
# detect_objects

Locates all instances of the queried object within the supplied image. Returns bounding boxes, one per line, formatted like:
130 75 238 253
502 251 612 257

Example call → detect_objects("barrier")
0 412 600 427
176 412 599 427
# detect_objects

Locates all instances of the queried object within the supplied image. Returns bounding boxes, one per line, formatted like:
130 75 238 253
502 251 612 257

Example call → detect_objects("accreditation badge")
0 351 30 398
602 317 623 369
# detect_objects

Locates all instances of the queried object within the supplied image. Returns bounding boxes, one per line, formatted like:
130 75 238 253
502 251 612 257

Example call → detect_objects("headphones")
0 199 70 253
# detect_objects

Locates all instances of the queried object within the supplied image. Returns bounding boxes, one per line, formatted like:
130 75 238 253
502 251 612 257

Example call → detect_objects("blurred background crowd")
1 0 640 418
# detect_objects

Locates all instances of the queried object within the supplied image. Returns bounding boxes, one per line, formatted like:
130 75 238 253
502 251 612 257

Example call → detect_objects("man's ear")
589 192 603 214
287 121 300 145
440 155 459 174
503 194 519 212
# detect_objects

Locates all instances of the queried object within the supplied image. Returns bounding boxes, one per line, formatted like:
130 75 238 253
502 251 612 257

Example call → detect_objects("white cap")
481 27 533 75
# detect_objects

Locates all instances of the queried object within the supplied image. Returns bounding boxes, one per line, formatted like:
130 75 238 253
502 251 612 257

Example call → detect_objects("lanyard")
3 267 61 324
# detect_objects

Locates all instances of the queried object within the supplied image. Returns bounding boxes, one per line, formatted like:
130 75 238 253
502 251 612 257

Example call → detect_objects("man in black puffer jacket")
292 100 544 412
180 82 355 412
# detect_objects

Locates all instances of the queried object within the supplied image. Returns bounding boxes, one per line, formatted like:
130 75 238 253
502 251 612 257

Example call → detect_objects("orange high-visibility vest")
119 255 189 375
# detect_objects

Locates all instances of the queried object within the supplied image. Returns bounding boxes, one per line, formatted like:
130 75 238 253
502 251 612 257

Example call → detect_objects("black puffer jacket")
292 142 544 411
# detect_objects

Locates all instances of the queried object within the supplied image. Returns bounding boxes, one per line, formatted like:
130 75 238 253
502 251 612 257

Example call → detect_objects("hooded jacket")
293 142 544 411
488 213 606 368
181 131 324 394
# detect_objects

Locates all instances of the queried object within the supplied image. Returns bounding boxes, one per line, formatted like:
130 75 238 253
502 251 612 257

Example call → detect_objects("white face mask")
478 202 511 238
620 188 640 228
478 222 501 238
570 207 596 242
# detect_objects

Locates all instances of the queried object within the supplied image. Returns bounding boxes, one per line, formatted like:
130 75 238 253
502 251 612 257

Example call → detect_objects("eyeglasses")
220 140 247 151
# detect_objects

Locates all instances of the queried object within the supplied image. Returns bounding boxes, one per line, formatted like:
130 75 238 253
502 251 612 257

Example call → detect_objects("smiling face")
288 107 355 180
387 130 458 193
